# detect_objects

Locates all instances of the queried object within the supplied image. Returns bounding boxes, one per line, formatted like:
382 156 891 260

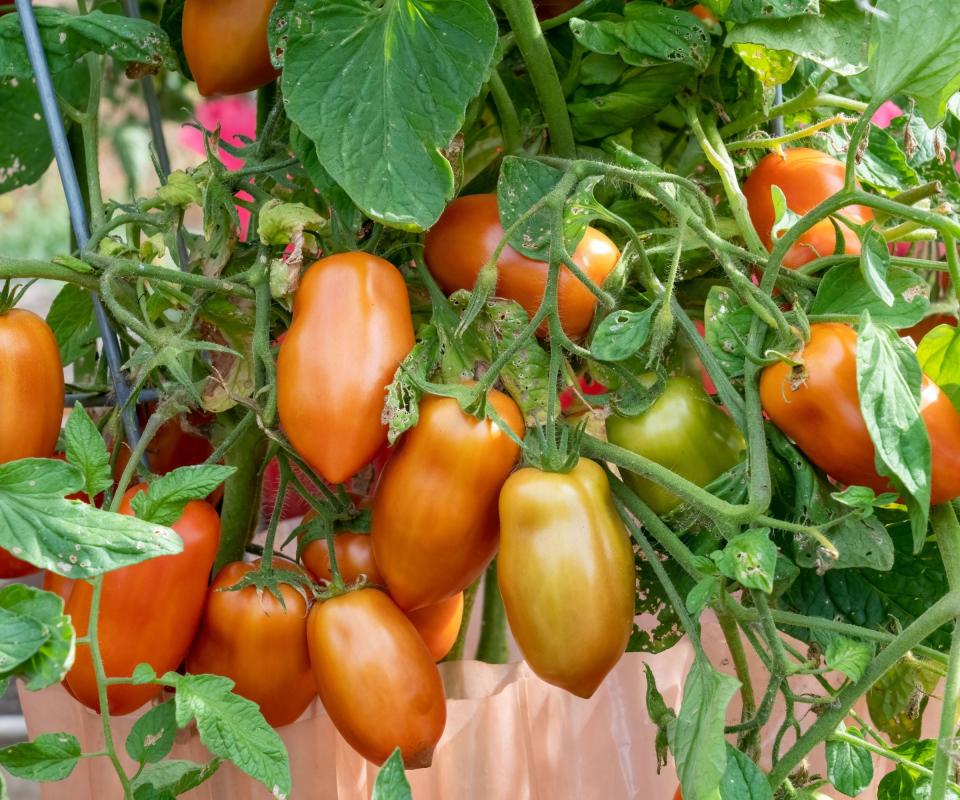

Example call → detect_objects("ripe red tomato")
532 0 580 20
0 307 64 577
760 323 960 504
182 0 278 97
902 313 957 345
690 4 718 24
307 587 446 767
406 592 464 662
424 194 620 339
64 486 221 715
743 148 874 268
301 528 383 587
277 253 415 485
42 571 74 603
186 559 317 727
371 389 524 611
498 458 635 698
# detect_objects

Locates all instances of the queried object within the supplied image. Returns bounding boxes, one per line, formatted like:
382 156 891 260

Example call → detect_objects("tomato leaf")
63 404 112 501
0 458 181 578
686 576 720 618
825 637 874 682
704 285 754 379
569 5 712 73
383 325 441 445
591 305 659 363
172 674 290 797
644 664 676 773
274 0 497 231
723 0 819 24
371 748 412 800
917 324 960 413
724 1 866 75
720 744 772 800
856 314 930 552
131 663 158 685
731 42 797 88
826 729 875 797
810 264 928 327
130 465 236 526
712 528 777 594
0 584 74 691
0 733 80 782
858 224 895 307
46 284 99 366
670 657 740 800
126 700 177 765
0 8 177 80
868 0 960 124
867 656 943 743
130 758 222 800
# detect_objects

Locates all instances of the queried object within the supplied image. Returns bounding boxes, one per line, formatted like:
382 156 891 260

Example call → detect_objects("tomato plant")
4 0 960 797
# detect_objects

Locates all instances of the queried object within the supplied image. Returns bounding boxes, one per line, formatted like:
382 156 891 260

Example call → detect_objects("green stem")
475 559 509 663
719 88 867 138
844 99 881 192
445 577 481 662
944 234 960 307
768 590 960 789
725 114 855 152
488 69 523 155
81 53 105 228
0 258 100 291
716 606 757 745
88 255 255 299
500 0 576 157
214 420 267 573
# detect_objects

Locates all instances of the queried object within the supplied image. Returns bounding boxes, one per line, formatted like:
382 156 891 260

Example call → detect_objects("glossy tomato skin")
760 323 960 504
690 4 718 24
302 529 384 587
186 559 316 727
64 487 221 715
42 571 74 603
182 0 278 97
0 308 63 577
498 458 635 698
424 194 620 339
0 309 63 465
605 377 745 514
307 587 446 768
743 148 874 268
277 252 415 485
406 592 464 662
903 313 957 345
372 389 524 611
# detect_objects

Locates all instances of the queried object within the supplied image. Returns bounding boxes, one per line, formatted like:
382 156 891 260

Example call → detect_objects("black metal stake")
16 0 141 445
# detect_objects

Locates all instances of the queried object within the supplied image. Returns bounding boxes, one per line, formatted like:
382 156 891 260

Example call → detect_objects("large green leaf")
0 734 80 783
569 5 711 72
275 0 497 231
0 8 176 79
720 745 772 800
810 265 928 328
46 284 99 367
0 584 74 690
724 0 818 23
0 458 181 578
725 1 866 75
826 730 874 797
868 0 960 124
917 324 960 413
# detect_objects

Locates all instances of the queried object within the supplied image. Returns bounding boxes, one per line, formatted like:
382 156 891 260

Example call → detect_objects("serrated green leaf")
63 405 112 501
0 585 74 690
126 700 177 764
131 758 222 800
371 749 412 800
704 285 754 379
859 225 894 307
0 459 181 578
173 674 290 797
132 663 158 685
686 576 720 618
46 283 98 366
0 733 80 782
712 528 777 594
917 324 960 413
130 465 236 526
591 306 658 362
720 744 772 800
825 637 873 681
826 729 874 797
810 265 928 327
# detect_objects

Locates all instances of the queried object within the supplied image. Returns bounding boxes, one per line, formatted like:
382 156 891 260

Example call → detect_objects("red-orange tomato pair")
0 308 64 577
424 194 620 339
302 520 463 661
371 389 525 611
187 560 317 728
277 252 415 486
760 323 960 504
743 148 874 268
64 487 221 715
182 0 278 96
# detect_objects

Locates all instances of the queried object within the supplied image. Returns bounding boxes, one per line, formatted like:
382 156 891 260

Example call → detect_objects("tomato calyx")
218 558 318 610
0 279 30 315
522 419 585 474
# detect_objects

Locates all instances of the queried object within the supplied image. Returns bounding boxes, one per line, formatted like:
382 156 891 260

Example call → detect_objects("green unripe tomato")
605 376 745 514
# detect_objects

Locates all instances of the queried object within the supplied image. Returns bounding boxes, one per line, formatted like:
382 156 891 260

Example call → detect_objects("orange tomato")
186 559 317 727
371 389 524 611
277 252 415 485
406 593 464 662
64 486 221 715
760 323 960 504
307 587 446 767
424 194 620 339
690 4 717 24
182 0 279 96
301 529 384 587
743 148 873 268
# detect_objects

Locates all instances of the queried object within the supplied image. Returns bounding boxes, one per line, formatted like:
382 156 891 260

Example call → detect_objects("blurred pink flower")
180 97 256 170
180 97 257 239
871 101 903 129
